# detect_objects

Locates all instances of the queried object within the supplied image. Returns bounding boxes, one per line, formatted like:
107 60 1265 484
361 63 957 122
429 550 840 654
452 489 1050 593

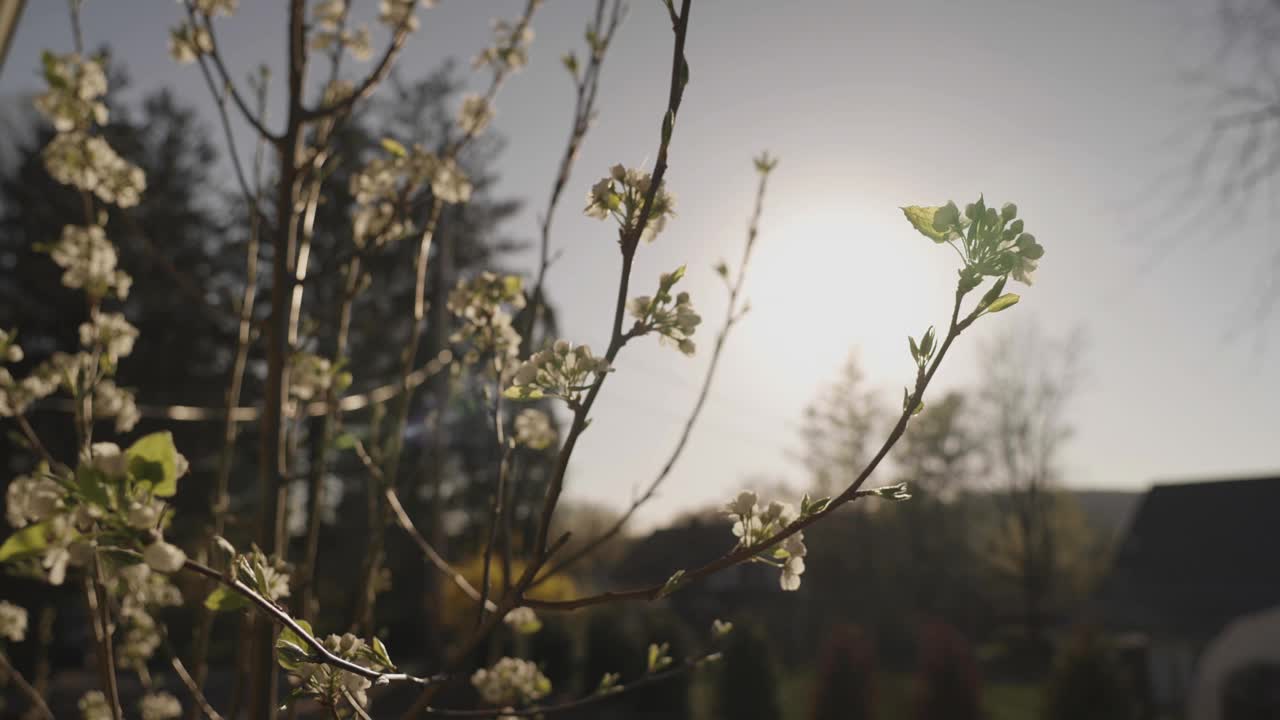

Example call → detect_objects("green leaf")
503 385 544 401
275 619 314 672
203 586 251 612
371 637 395 670
333 433 358 451
657 569 685 599
74 466 112 509
985 293 1020 314
901 206 951 243
0 522 53 563
380 137 408 158
126 432 181 497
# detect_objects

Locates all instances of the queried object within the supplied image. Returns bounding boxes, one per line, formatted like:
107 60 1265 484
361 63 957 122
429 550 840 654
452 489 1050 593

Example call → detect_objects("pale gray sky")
3 0 1277 528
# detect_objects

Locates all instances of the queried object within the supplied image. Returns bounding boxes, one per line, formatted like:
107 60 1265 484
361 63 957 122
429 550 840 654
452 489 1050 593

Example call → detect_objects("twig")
523 288 977 611
535 151 774 585
0 651 54 720
189 2 282 143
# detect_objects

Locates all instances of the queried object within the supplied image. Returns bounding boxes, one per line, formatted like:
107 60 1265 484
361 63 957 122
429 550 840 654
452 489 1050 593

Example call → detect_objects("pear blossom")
0 329 22 363
379 0 429 34
503 605 542 635
629 268 701 355
473 19 534 72
289 633 390 710
288 352 334 401
0 600 28 642
168 23 212 64
143 539 187 573
43 132 147 208
79 690 112 720
471 657 551 707
139 692 182 720
48 224 132 299
448 272 525 367
504 340 611 404
514 408 556 450
194 0 238 17
79 311 138 362
584 164 676 243
33 53 108 132
458 94 495 136
724 490 809 591
5 473 66 528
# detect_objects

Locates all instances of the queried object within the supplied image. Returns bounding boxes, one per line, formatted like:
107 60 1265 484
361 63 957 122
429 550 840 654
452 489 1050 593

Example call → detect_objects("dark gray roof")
1093 475 1280 635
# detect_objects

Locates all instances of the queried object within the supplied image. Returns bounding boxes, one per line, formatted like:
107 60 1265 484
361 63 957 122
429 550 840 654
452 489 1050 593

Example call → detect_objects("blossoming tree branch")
0 0 1045 718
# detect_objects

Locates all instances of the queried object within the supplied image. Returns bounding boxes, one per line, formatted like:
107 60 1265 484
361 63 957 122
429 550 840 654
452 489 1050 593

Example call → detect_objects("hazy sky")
3 0 1278 528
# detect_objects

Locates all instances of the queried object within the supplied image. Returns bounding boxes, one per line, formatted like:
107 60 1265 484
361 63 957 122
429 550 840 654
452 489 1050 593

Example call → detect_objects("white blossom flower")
34 53 108 131
473 19 534 72
168 23 213 64
458 94 494 136
379 0 429 33
139 692 182 720
48 225 132 300
448 272 525 368
5 473 66 528
725 490 757 517
711 618 733 639
288 352 333 402
503 606 542 635
0 600 28 642
583 165 676 242
514 408 556 450
84 442 128 477
724 490 808 591
504 341 611 403
471 657 551 707
0 329 22 363
143 539 186 574
79 311 138 362
43 132 147 208
194 0 238 17
79 690 112 720
629 268 701 355
780 555 805 591
93 379 140 433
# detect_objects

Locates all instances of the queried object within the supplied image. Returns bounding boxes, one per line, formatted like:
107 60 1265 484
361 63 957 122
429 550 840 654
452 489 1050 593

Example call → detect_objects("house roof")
1092 475 1280 635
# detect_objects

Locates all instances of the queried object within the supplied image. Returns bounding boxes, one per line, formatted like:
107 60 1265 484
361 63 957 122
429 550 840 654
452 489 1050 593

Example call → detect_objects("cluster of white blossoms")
513 408 556 450
502 605 543 635
1 349 138 432
79 690 112 720
111 561 183 670
628 266 701 356
458 94 495 136
471 657 551 707
194 0 239 16
288 352 333 402
48 225 133 300
289 633 389 710
234 547 292 603
349 144 472 247
310 0 373 61
0 599 27 642
80 311 139 364
379 0 432 34
724 490 808 591
138 692 183 720
473 19 535 73
168 22 213 64
0 329 21 363
504 340 611 404
3 434 191 585
447 272 525 368
43 132 146 209
585 164 677 243
34 52 108 132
